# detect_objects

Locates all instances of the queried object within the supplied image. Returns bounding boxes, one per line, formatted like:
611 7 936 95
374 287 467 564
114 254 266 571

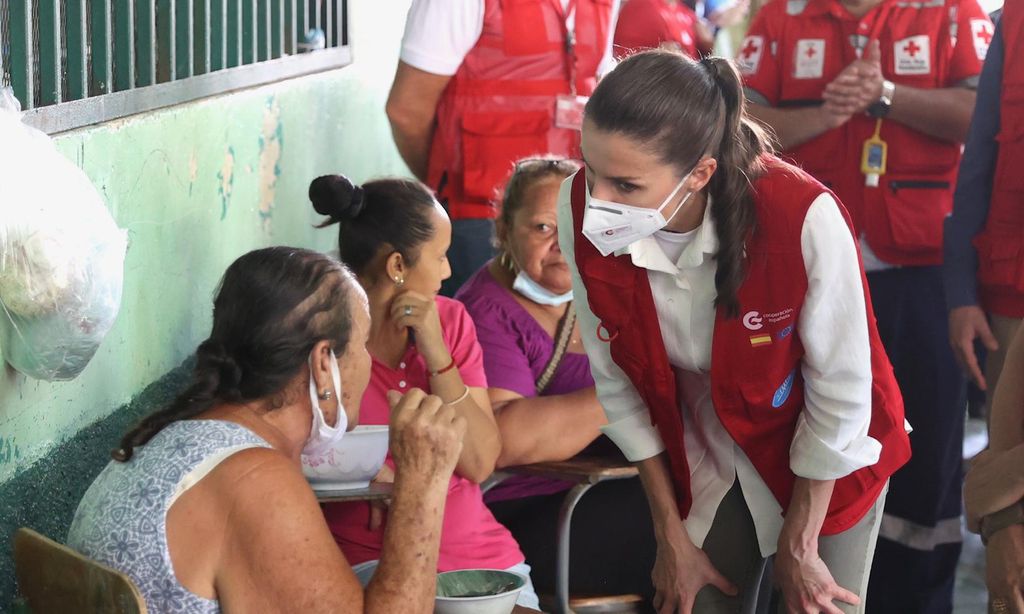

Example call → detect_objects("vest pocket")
995 115 1024 193
736 367 804 423
876 177 952 253
461 110 551 201
975 234 1024 292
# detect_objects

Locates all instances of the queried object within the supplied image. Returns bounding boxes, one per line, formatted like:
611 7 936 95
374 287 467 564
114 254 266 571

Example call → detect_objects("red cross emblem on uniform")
894 35 930 75
742 38 760 58
977 26 993 45
971 19 995 61
738 35 765 75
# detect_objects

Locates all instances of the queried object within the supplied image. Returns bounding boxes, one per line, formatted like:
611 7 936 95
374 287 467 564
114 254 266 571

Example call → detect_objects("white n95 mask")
301 349 347 457
582 173 693 257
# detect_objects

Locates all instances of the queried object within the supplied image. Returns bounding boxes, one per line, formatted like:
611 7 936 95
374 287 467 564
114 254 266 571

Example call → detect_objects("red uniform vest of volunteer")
974 3 1024 317
613 0 700 59
570 158 911 533
426 0 613 222
740 0 992 266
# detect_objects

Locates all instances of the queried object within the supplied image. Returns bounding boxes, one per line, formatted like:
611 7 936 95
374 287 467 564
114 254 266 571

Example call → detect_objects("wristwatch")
867 80 896 118
981 501 1024 545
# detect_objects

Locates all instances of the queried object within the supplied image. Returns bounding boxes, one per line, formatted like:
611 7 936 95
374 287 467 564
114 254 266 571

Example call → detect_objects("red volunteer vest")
613 0 700 59
427 0 613 221
771 0 971 266
570 157 911 534
974 4 1024 317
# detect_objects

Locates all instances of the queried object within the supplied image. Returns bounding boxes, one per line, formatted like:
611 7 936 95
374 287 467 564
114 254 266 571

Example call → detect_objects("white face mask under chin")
513 270 573 306
301 350 347 458
582 172 693 257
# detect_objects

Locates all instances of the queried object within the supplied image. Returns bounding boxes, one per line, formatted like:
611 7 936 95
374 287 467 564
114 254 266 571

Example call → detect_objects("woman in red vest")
557 50 910 613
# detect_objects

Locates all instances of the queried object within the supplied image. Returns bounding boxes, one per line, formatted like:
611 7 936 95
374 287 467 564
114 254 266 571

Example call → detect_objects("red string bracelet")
429 356 457 378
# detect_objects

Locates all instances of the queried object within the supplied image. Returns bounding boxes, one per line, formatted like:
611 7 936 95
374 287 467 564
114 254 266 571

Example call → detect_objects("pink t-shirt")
322 296 524 571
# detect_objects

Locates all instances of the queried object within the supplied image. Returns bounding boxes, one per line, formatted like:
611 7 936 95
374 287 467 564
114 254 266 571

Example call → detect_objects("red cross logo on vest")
894 35 931 75
971 18 995 60
738 35 765 75
795 39 825 79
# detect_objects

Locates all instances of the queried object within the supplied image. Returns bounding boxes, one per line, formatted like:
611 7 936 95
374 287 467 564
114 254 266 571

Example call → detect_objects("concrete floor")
955 417 990 613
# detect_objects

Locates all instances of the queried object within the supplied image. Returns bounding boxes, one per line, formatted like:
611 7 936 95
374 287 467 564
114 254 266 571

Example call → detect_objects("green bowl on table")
434 569 526 614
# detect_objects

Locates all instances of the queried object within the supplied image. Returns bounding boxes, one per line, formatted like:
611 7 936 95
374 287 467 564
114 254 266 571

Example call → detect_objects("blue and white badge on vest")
772 369 797 408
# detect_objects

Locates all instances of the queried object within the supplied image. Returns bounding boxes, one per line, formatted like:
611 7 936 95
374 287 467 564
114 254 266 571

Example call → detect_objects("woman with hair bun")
310 174 540 609
558 50 912 613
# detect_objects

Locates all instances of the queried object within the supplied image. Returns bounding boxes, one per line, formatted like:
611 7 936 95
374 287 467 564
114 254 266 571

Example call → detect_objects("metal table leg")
554 481 596 614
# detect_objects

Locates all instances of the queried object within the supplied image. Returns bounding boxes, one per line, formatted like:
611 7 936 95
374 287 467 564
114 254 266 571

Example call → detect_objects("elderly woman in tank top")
68 247 465 614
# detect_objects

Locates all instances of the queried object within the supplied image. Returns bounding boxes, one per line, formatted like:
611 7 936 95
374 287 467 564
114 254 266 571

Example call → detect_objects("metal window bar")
204 0 212 73
103 0 112 93
0 0 8 88
288 0 295 55
23 0 34 107
2 1 349 130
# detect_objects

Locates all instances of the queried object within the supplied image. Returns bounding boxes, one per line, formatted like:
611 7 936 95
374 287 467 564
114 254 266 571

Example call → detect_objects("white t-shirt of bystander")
399 0 622 78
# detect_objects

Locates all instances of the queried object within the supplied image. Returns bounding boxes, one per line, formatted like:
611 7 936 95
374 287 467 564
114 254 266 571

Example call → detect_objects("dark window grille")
0 0 350 133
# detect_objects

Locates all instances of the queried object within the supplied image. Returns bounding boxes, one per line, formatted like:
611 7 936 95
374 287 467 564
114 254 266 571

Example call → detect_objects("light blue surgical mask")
513 270 574 306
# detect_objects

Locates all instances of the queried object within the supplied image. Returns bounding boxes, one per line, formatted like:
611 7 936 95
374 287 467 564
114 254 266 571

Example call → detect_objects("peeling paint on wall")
257 97 284 233
187 151 199 197
217 147 236 220
0 437 22 465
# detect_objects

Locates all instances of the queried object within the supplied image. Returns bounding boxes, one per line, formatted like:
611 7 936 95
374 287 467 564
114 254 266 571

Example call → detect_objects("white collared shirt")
557 178 883 556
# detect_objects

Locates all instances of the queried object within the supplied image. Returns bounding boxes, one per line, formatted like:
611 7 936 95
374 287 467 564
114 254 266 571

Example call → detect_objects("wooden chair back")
13 527 147 614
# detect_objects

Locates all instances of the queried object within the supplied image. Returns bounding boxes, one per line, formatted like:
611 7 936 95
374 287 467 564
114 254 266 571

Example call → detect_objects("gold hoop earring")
499 251 516 273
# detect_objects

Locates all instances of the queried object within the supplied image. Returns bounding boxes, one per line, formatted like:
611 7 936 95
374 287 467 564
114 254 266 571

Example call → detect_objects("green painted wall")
0 1 414 605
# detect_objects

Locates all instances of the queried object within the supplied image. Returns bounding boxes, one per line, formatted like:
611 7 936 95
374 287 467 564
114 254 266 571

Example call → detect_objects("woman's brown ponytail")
700 56 773 316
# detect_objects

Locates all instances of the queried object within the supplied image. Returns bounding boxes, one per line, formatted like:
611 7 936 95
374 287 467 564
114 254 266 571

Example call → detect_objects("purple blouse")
456 265 595 502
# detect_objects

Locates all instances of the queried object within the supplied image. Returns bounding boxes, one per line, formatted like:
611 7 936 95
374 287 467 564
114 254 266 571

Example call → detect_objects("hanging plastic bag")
0 87 128 380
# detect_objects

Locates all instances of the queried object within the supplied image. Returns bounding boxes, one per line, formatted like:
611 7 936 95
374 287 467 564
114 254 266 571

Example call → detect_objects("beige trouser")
985 314 1024 409
692 481 887 614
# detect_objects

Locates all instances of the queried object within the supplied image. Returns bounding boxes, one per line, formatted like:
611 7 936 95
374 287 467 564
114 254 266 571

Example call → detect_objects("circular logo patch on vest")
772 369 797 408
743 311 764 330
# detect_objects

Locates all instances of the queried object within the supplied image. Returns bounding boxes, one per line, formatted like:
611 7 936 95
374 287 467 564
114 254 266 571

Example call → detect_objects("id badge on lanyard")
861 118 887 187
555 0 588 131
855 5 892 187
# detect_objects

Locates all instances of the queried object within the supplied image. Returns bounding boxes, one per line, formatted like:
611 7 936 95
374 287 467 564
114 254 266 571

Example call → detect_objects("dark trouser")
440 218 496 297
865 267 966 614
487 477 657 600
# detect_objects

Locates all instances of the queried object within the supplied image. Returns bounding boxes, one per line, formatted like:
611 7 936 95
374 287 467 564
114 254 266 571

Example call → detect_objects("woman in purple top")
456 158 656 600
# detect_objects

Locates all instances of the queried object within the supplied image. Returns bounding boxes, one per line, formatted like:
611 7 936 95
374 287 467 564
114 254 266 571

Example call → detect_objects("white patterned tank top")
67 419 270 613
